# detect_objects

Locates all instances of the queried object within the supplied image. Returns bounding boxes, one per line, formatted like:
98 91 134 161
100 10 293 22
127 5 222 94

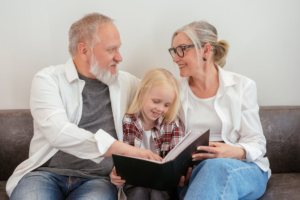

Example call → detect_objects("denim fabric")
10 171 117 200
179 158 268 200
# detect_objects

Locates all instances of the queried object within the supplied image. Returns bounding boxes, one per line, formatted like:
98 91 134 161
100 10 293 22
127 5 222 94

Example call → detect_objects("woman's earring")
203 57 207 61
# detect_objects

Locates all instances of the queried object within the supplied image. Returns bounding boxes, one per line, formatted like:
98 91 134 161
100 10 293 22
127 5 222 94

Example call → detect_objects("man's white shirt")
6 59 139 196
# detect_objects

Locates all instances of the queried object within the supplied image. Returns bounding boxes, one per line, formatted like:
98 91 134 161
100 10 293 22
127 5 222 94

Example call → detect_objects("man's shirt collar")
65 58 80 83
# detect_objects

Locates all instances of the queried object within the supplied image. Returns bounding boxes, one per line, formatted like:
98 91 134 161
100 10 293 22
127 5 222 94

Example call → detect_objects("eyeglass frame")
168 44 195 58
168 43 215 58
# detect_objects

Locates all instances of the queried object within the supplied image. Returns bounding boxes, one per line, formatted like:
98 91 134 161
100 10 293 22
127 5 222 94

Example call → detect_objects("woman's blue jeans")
10 171 117 200
179 158 268 200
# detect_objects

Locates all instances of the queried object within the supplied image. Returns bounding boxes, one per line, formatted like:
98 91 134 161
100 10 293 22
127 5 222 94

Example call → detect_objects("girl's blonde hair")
171 21 229 68
127 68 180 124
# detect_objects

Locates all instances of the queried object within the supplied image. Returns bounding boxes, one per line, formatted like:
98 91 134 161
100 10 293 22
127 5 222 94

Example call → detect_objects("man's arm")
30 71 115 161
31 70 161 162
103 140 162 161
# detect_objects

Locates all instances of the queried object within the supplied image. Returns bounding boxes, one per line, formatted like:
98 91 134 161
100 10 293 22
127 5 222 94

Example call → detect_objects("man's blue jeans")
10 171 117 200
179 158 269 200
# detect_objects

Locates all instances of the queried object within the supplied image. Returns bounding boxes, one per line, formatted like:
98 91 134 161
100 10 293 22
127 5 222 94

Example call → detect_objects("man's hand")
192 142 246 161
110 168 125 186
103 141 162 162
125 147 162 162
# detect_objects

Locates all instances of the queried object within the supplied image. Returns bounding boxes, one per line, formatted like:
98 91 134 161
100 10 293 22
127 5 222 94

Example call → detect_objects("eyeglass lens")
170 46 184 58
176 47 184 57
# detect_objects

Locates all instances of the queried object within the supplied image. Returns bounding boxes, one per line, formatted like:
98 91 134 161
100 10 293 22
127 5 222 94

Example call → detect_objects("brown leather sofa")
0 107 299 200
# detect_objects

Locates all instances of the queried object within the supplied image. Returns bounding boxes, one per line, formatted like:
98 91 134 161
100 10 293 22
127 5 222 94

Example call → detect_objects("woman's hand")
110 168 126 186
192 142 246 161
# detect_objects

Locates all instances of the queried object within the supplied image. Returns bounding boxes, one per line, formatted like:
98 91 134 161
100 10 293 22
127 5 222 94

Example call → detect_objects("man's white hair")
68 13 114 57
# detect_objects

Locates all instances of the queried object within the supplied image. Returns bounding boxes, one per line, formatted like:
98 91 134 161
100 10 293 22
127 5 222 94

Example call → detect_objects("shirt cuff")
232 143 248 161
233 142 261 163
94 129 116 156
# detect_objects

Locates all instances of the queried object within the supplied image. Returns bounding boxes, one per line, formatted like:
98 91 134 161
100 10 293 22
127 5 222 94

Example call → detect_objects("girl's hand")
110 168 126 186
178 165 196 187
192 142 246 161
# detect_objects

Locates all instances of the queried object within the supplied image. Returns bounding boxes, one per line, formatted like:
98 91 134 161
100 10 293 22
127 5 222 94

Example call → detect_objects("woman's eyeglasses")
168 44 195 58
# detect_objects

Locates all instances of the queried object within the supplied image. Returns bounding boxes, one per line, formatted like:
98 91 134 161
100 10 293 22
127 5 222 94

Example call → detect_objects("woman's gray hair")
171 21 229 68
68 13 114 57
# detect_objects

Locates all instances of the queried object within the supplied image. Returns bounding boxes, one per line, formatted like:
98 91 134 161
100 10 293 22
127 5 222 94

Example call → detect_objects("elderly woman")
169 21 270 199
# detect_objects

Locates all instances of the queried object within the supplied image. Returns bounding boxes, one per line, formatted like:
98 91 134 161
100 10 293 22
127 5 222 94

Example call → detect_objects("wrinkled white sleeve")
233 80 267 163
30 72 115 163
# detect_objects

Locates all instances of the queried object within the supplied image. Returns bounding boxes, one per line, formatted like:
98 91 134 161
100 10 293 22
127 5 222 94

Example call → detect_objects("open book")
112 129 210 190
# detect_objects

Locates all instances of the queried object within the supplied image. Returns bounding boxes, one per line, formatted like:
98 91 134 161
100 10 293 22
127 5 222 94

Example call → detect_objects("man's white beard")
89 54 119 86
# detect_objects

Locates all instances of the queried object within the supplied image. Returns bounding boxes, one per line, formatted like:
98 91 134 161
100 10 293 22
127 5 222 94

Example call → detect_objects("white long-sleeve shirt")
179 66 271 178
6 59 139 196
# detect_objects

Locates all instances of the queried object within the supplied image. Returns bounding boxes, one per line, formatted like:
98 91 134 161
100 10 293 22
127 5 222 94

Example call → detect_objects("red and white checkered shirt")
123 113 185 158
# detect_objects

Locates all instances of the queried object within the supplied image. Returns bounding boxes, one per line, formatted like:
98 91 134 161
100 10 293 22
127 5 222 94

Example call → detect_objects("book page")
163 130 204 162
113 130 207 164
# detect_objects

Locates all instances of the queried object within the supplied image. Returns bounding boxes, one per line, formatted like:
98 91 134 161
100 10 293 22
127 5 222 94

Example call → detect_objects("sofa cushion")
259 173 300 200
0 181 9 200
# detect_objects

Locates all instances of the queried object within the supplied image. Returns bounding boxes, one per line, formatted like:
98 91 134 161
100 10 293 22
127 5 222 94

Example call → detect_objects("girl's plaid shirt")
122 113 185 158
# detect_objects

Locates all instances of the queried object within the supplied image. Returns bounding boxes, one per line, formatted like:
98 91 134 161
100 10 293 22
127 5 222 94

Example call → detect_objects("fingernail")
197 147 201 150
192 155 196 158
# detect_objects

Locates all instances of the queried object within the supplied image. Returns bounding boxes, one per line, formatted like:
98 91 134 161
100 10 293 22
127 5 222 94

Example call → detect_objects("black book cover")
112 130 210 191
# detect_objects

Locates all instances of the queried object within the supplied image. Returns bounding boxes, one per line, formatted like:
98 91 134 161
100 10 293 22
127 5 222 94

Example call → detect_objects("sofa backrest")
260 106 300 174
0 107 300 181
0 110 33 181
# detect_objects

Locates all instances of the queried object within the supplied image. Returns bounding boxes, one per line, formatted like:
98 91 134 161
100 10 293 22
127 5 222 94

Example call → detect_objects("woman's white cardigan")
179 66 271 178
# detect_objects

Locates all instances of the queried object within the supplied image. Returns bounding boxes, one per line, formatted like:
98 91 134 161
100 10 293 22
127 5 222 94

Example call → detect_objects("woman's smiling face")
172 32 200 77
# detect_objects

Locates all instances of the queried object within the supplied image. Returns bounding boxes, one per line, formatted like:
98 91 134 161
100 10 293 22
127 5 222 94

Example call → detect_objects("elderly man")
7 13 161 200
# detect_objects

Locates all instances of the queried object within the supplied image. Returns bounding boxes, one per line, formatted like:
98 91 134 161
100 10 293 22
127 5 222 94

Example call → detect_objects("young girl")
112 68 185 200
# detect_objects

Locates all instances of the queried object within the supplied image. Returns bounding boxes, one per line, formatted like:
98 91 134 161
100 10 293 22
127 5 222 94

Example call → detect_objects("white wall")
1 0 300 109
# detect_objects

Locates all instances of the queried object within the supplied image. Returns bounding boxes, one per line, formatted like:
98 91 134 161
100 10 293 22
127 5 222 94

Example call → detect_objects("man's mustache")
109 61 119 66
